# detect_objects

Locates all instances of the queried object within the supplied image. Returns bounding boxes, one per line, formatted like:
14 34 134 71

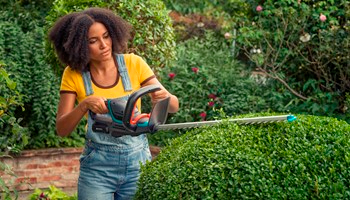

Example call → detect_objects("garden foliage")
163 0 253 19
137 114 350 199
236 0 350 120
0 63 28 199
29 185 77 200
0 62 28 154
45 0 175 75
163 0 255 43
154 31 291 123
0 5 85 149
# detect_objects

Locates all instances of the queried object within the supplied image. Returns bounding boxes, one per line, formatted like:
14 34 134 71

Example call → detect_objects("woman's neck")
89 58 118 87
89 58 116 75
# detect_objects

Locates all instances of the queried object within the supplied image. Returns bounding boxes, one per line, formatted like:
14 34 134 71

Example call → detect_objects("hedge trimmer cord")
91 85 297 137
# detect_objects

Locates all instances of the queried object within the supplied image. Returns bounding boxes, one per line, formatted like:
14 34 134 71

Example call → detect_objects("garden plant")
236 0 350 119
136 114 350 199
0 62 28 200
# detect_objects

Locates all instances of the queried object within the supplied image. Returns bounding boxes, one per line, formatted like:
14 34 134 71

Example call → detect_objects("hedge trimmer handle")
122 85 162 132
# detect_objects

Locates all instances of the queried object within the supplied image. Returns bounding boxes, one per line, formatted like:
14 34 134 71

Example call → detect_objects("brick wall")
0 146 161 192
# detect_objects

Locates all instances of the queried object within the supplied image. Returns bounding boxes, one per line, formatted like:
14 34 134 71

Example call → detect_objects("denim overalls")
77 54 152 200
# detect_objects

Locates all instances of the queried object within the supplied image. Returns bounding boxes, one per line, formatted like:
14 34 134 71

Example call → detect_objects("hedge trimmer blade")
155 115 297 131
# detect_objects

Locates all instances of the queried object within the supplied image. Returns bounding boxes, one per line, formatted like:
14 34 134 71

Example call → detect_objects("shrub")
164 0 254 42
236 0 350 120
147 31 287 146
163 0 252 17
0 0 54 32
136 114 350 199
45 0 175 75
156 31 286 124
0 62 28 200
0 61 28 154
0 5 85 150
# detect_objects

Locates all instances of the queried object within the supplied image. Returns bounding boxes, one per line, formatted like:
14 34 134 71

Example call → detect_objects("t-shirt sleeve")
60 67 77 95
131 54 155 85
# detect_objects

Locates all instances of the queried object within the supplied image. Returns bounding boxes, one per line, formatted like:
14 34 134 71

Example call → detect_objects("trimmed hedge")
136 114 350 199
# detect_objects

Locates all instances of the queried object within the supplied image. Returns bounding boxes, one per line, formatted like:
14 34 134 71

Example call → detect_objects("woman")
48 7 179 200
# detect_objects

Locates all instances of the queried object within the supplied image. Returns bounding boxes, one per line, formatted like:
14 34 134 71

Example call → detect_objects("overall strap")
82 70 94 96
116 54 132 92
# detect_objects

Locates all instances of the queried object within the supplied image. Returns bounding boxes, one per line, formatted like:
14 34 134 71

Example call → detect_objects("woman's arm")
56 93 108 136
142 77 179 113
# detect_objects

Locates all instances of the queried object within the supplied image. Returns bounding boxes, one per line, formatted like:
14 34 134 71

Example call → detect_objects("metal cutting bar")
156 115 296 131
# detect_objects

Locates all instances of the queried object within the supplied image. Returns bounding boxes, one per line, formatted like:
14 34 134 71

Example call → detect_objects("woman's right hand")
80 96 108 114
56 95 109 137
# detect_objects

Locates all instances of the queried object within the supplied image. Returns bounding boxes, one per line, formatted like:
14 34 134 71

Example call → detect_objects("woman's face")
88 22 112 62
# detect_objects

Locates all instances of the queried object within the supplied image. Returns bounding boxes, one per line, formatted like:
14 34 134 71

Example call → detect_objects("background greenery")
236 0 350 119
0 0 348 152
0 0 349 198
0 0 348 150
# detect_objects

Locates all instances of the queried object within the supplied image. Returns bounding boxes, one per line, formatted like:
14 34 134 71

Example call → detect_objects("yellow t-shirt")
60 53 155 110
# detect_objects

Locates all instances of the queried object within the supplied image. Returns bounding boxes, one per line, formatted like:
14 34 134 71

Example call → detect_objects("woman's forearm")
56 103 87 137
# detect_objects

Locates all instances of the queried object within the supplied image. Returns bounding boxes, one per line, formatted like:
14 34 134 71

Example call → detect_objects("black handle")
123 85 161 132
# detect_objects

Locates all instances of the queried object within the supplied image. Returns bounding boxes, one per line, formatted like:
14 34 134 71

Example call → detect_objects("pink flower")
199 112 207 120
208 101 214 107
208 93 217 100
191 67 199 73
168 72 176 79
224 32 231 39
256 5 263 12
320 14 327 22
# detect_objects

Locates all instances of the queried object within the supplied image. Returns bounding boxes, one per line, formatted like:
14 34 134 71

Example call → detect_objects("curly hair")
48 7 132 71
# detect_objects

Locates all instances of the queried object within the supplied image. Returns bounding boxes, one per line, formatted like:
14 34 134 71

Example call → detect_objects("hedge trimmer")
91 85 296 137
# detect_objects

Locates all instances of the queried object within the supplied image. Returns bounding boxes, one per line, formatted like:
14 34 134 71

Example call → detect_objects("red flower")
191 67 199 73
168 72 176 79
39 192 49 200
199 112 207 120
208 101 215 107
40 192 46 198
208 93 217 100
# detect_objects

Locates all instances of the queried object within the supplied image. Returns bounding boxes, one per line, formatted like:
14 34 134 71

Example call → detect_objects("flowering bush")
156 31 284 124
236 0 349 120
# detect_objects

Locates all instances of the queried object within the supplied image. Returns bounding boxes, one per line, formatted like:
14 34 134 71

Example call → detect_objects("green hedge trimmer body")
91 85 296 137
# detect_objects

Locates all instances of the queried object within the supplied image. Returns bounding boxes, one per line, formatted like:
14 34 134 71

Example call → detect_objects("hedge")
136 114 350 199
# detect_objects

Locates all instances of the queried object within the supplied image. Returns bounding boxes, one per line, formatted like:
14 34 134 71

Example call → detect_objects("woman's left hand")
149 88 170 105
142 78 179 113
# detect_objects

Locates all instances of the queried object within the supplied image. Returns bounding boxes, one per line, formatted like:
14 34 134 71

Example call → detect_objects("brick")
25 164 38 169
38 175 62 182
53 180 78 188
15 177 37 184
47 161 63 168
